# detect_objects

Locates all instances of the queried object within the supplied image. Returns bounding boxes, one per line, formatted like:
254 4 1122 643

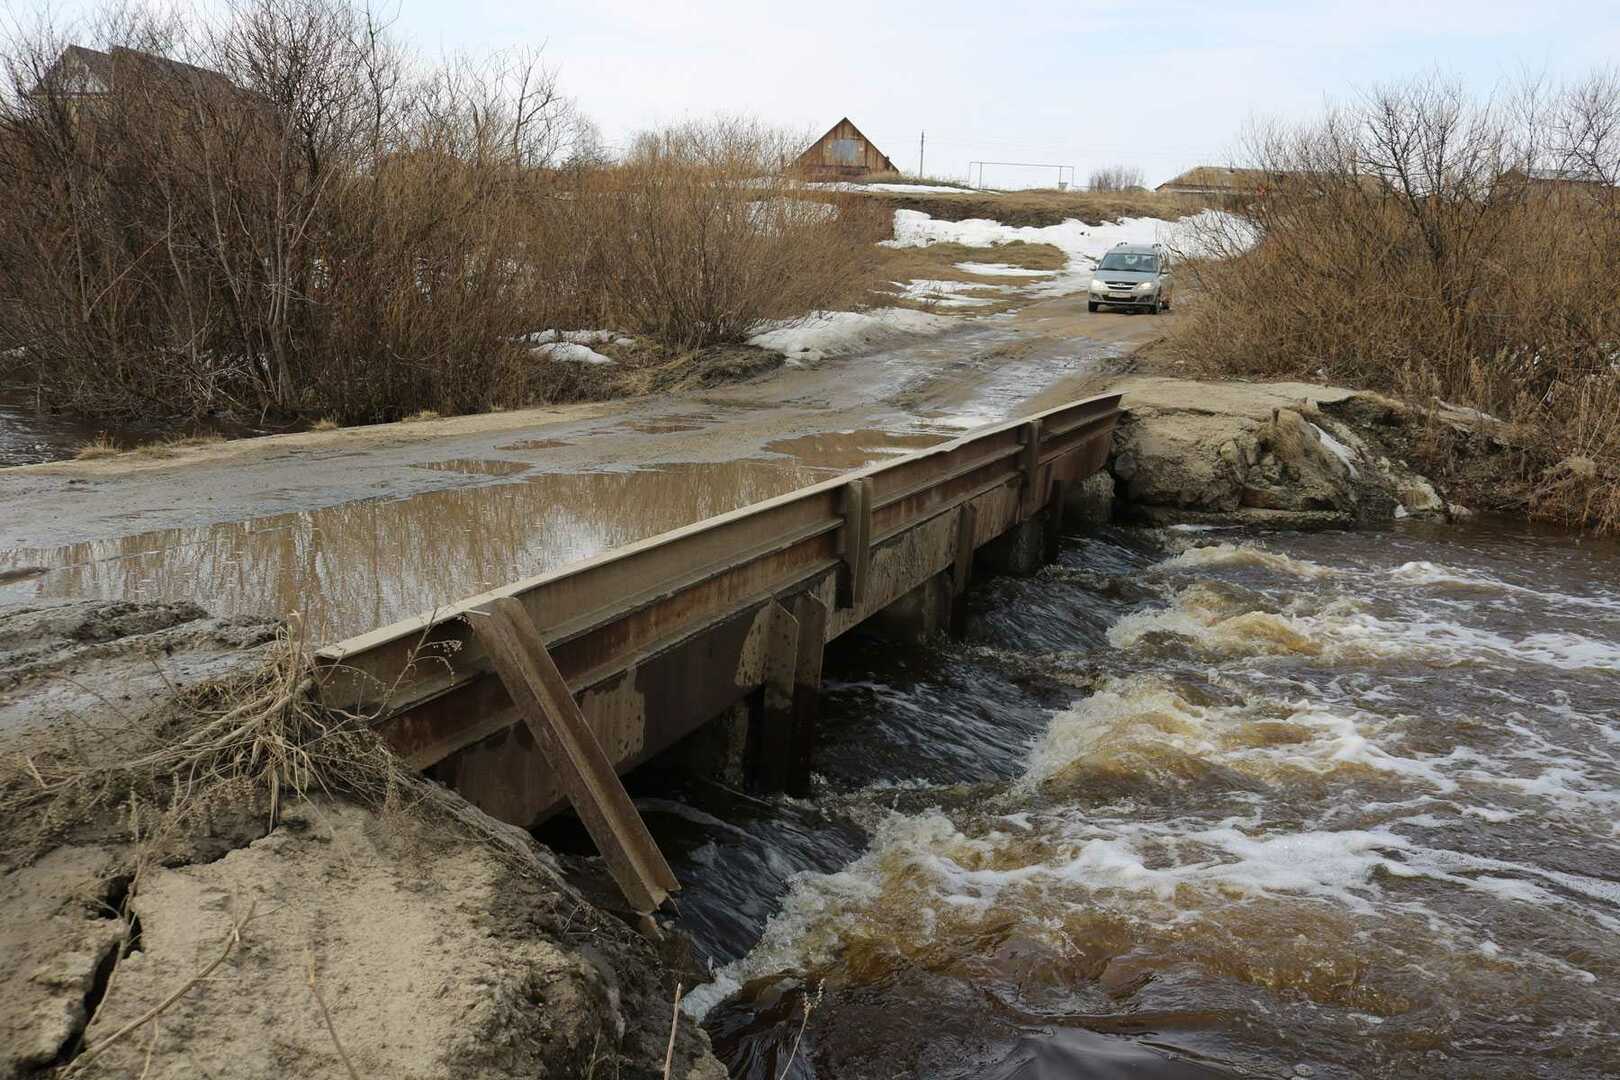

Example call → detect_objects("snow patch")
533 342 614 365
953 262 1054 277
883 209 1248 298
1310 423 1360 477
748 307 956 363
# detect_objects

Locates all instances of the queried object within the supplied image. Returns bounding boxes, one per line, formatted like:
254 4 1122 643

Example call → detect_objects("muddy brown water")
0 428 959 642
0 460 830 640
631 518 1620 1079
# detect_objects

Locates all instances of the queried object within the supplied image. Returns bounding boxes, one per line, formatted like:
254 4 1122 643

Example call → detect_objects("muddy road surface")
0 297 1170 643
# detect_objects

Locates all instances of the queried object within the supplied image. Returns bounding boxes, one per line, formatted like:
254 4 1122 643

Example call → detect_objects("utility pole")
918 130 925 177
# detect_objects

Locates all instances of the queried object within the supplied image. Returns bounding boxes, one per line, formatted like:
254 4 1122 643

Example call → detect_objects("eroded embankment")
0 620 726 1080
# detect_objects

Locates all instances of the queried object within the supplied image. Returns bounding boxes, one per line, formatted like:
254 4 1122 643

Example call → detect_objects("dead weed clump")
1166 73 1620 533
0 622 410 867
72 434 121 461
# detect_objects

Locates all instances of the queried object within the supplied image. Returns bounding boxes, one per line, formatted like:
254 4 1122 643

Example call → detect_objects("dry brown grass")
309 417 341 431
0 622 404 866
1167 74 1620 533
877 240 1065 280
0 620 564 879
73 434 121 461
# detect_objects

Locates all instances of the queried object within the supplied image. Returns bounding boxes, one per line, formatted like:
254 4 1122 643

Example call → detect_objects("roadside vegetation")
0 0 882 427
1169 74 1620 533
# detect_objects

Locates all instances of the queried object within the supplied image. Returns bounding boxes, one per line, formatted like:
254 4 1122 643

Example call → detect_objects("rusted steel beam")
469 597 679 913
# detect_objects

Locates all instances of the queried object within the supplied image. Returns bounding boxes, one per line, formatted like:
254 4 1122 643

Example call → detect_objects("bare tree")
1089 163 1145 191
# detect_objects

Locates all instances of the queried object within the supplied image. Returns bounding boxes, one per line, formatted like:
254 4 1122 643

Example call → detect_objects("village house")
793 118 897 181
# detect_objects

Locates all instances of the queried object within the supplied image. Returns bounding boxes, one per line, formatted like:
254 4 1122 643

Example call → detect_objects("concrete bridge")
315 393 1121 847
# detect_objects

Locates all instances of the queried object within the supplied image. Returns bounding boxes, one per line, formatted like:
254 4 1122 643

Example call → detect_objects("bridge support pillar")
748 594 828 796
871 573 953 645
978 510 1049 577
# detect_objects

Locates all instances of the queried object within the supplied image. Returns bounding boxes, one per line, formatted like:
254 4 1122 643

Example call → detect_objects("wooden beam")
470 597 678 914
787 593 828 798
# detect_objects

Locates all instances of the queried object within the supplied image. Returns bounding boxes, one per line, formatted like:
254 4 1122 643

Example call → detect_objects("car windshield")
1097 251 1159 273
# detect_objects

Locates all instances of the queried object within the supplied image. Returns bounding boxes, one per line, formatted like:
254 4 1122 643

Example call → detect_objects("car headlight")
1136 281 1156 292
1089 279 1105 293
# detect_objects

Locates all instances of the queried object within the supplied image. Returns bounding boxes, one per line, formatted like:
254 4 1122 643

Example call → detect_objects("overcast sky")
37 0 1620 186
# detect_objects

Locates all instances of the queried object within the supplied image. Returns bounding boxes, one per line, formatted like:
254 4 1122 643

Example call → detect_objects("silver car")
1087 242 1173 314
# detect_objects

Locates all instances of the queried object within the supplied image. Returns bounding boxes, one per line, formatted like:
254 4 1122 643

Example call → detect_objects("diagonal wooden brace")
470 596 679 915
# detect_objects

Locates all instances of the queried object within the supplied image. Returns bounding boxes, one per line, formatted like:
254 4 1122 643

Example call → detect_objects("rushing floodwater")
636 518 1620 1079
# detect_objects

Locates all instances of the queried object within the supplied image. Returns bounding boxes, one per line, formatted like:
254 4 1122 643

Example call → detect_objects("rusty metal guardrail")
315 391 1123 827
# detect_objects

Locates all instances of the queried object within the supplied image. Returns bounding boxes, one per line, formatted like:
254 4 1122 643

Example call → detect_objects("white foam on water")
1109 578 1620 674
1020 675 1456 794
1157 543 1334 579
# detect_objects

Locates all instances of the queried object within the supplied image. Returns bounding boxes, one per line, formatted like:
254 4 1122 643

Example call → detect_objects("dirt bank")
1103 376 1465 528
0 613 726 1080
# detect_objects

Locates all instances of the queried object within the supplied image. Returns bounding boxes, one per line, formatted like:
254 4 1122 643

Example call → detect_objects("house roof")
35 44 240 100
796 117 895 171
1514 165 1612 186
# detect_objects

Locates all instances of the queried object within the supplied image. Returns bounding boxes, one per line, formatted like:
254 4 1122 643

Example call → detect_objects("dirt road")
0 295 1172 642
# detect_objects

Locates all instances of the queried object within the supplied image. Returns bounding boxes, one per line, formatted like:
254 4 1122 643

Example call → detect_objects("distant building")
794 118 897 181
1157 165 1385 201
31 44 249 126
1156 166 1290 198
1498 166 1614 200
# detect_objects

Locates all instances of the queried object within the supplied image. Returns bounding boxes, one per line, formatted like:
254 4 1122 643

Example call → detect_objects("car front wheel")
1088 301 1099 312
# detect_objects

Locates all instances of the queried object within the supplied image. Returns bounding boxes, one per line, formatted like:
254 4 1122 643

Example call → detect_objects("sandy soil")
0 798 725 1080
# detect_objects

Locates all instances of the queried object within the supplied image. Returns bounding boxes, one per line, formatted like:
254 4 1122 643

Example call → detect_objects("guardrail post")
838 477 873 609
469 597 679 915
750 600 801 793
787 593 827 797
1019 420 1042 519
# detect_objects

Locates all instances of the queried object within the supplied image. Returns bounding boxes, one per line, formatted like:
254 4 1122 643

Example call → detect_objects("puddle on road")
413 459 532 477
620 415 719 435
763 429 949 470
495 439 571 451
0 460 834 643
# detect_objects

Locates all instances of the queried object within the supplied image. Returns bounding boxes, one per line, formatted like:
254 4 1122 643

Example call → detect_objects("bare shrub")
1 4 872 425
1169 73 1620 532
571 118 887 351
1088 164 1145 191
0 0 589 423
